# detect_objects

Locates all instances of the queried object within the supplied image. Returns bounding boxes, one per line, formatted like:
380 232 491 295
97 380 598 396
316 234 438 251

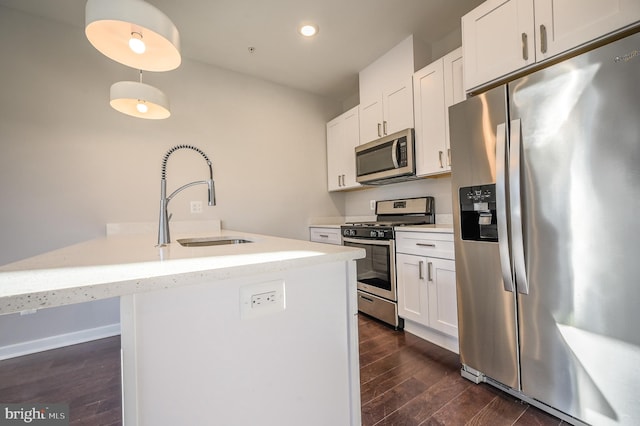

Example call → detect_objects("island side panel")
120 260 359 426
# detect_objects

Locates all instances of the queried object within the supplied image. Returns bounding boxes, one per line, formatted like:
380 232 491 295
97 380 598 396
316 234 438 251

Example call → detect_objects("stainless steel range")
341 197 435 328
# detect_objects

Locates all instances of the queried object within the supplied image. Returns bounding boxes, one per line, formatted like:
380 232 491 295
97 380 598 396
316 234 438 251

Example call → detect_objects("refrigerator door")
510 31 640 425
449 86 520 390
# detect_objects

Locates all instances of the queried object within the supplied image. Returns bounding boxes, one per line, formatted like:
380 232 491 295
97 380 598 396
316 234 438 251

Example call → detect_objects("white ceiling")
0 0 483 101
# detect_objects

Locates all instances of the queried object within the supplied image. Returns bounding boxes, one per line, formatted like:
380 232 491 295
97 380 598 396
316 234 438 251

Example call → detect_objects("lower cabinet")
309 226 342 245
395 231 458 353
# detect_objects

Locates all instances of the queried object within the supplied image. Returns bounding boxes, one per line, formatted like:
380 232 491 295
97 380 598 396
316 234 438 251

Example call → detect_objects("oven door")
343 237 396 301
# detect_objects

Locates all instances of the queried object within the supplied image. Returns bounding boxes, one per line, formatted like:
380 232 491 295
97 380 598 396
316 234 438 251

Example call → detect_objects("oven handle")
343 237 393 246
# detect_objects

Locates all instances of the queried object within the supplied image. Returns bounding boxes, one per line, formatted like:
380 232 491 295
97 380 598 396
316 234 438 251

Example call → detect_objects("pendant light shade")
85 0 181 72
110 81 171 119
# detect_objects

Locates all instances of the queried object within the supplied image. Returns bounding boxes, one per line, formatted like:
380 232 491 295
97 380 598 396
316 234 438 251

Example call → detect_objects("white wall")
344 176 453 218
0 7 344 350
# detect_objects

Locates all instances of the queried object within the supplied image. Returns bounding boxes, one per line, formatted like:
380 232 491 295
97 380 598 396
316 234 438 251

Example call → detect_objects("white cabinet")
359 77 414 144
358 35 428 144
396 230 458 352
413 48 464 177
463 0 640 92
309 227 342 245
326 106 360 191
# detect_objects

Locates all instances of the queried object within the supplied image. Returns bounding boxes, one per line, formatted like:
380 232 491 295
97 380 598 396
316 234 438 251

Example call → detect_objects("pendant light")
85 0 181 72
110 71 170 119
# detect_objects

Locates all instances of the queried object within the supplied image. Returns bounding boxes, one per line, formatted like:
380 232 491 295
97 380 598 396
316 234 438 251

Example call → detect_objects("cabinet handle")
427 261 433 282
416 243 436 247
521 33 529 60
319 234 329 238
419 260 425 280
383 121 388 135
342 174 346 186
377 123 382 137
447 148 451 167
540 24 548 54
438 151 444 168
337 175 341 187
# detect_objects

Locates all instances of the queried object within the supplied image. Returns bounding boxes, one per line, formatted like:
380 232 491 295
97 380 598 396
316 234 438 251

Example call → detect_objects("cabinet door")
426 258 458 337
326 118 342 191
396 253 429 325
443 47 464 170
326 106 361 191
413 59 447 177
341 107 360 188
359 98 383 144
463 0 535 92
383 77 414 136
534 0 640 61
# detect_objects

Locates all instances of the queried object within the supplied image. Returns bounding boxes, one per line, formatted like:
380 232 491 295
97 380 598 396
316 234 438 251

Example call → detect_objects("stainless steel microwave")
355 128 416 185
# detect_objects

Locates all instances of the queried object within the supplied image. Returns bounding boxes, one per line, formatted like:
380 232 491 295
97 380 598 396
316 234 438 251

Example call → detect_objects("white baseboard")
0 323 121 361
403 320 459 354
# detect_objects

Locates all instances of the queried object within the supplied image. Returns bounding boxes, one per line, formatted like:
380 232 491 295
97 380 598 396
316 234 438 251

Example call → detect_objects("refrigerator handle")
509 119 530 295
495 122 515 293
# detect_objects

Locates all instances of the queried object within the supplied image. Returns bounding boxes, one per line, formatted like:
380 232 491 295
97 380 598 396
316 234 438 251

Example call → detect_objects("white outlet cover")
190 201 203 214
240 280 286 320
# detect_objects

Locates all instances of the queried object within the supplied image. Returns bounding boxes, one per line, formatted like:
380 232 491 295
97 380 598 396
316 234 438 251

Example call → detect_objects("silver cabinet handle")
377 123 382 137
540 24 548 54
383 120 388 135
521 33 528 60
416 243 436 247
319 234 329 238
438 151 444 168
427 261 433 282
496 122 515 293
341 174 345 187
447 148 451 167
419 260 424 280
509 119 529 295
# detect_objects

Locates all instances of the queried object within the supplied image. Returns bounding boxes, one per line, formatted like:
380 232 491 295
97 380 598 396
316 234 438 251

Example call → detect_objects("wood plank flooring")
0 336 122 426
359 314 565 425
0 315 565 425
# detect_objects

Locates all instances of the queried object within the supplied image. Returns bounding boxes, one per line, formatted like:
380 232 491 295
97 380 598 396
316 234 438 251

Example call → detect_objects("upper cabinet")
359 78 414 144
463 0 640 92
359 35 429 144
413 47 465 177
326 106 361 192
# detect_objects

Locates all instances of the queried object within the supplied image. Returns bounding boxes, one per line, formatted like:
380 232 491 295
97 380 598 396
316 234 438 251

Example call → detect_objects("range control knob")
369 230 377 238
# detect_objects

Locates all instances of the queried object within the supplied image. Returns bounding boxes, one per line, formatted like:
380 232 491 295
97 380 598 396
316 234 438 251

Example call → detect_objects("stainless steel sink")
176 236 253 247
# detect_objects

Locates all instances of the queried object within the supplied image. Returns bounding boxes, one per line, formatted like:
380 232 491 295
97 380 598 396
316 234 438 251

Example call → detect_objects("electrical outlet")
190 200 203 214
370 200 376 211
251 291 277 307
240 280 286 319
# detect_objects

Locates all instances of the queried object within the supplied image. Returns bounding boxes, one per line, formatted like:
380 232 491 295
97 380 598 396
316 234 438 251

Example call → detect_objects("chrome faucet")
157 145 216 246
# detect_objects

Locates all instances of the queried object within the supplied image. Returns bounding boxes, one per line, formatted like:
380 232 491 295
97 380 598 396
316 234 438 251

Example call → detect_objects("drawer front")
309 228 342 245
395 231 454 259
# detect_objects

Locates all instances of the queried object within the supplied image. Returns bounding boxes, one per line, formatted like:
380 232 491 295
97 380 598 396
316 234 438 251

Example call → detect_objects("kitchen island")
0 222 365 426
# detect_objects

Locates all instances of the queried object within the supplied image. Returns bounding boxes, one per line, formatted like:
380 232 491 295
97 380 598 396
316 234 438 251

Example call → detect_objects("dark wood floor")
0 336 122 426
0 316 564 425
359 314 564 425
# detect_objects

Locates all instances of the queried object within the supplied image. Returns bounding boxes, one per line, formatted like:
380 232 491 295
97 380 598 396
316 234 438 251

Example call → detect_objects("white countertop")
0 228 364 315
395 224 454 233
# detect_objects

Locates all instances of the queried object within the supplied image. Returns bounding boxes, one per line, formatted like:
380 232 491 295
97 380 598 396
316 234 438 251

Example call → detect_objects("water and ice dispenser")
459 184 498 242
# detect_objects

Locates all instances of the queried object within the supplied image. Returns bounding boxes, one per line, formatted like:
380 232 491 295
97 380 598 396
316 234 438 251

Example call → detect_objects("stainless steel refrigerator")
449 30 640 426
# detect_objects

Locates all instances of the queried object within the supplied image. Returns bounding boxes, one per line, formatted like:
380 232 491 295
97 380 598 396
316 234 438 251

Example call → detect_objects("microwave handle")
391 139 399 168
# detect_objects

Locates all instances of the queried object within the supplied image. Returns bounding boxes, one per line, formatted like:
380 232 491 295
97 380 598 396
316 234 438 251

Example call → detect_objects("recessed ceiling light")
299 24 318 37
